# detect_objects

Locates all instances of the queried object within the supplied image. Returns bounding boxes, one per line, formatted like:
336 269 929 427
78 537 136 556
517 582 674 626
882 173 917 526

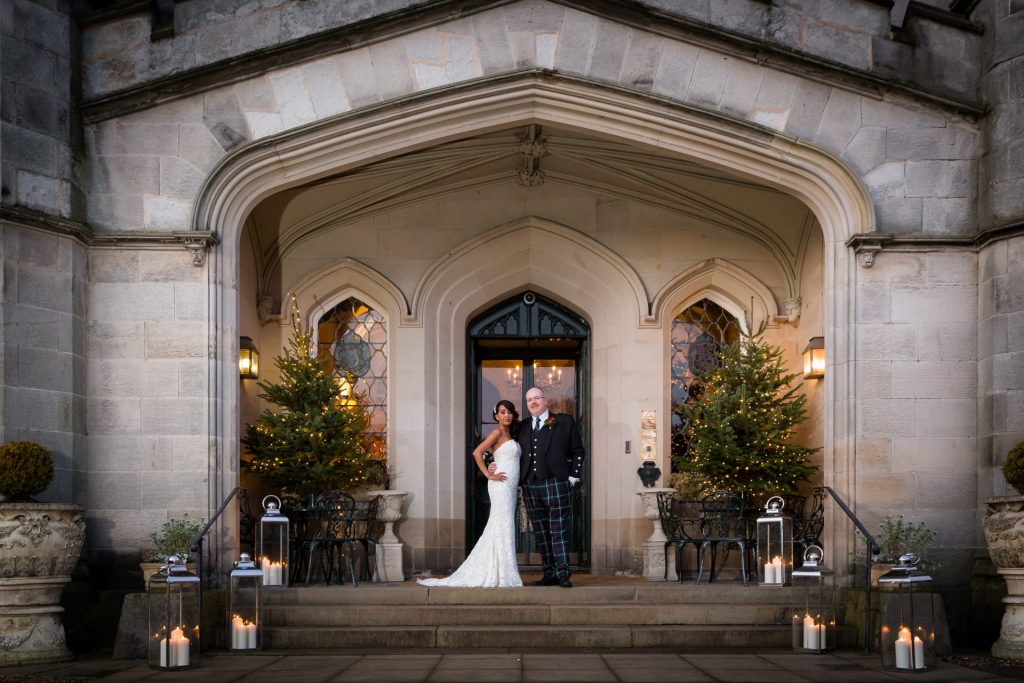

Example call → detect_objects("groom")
517 386 585 587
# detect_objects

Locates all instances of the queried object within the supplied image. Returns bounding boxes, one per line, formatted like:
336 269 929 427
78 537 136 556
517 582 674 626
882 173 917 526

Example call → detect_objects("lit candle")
270 561 283 586
913 635 925 669
261 556 270 583
231 615 244 649
246 620 258 649
771 556 783 583
763 561 775 584
159 636 173 667
803 615 819 650
171 627 189 667
894 626 912 669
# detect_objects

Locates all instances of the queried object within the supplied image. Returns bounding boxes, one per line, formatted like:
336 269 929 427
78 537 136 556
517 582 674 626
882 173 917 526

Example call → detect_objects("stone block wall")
84 247 210 562
0 0 81 218
0 222 86 503
853 249 979 582
979 235 1024 502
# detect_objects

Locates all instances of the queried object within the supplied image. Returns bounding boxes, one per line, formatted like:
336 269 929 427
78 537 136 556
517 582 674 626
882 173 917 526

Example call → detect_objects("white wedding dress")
417 439 523 587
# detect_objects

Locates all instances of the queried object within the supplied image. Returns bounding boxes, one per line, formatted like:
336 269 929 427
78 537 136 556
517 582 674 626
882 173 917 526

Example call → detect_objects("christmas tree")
242 299 376 499
673 324 818 497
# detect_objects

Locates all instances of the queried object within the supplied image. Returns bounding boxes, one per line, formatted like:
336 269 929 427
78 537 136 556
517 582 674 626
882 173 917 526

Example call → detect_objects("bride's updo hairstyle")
493 399 521 438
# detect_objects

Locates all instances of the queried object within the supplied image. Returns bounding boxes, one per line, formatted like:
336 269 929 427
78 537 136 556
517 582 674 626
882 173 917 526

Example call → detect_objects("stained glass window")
670 299 740 468
317 298 388 461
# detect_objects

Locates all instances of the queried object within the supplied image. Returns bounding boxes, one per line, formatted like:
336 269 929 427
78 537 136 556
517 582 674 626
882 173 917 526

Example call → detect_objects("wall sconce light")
802 337 825 380
239 336 259 380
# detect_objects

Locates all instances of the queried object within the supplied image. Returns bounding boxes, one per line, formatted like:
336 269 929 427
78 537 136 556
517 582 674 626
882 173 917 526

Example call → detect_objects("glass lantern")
258 494 289 587
228 552 263 652
756 495 793 586
878 553 936 672
147 555 201 670
791 545 835 653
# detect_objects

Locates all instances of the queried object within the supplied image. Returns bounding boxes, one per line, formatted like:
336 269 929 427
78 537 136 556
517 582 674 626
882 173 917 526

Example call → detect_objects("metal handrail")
822 486 881 653
189 485 241 587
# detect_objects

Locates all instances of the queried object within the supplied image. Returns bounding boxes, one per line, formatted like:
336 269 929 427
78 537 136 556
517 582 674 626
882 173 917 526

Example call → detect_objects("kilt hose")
523 477 573 579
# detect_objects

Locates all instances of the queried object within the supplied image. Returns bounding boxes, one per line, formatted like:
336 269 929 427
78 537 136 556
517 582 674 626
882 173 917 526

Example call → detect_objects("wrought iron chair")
237 488 257 556
793 487 826 558
349 496 381 583
697 489 753 585
657 491 706 582
304 490 361 586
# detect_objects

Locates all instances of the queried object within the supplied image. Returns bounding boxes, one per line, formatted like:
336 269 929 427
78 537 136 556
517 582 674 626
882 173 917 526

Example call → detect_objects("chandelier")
534 363 563 389
505 367 521 389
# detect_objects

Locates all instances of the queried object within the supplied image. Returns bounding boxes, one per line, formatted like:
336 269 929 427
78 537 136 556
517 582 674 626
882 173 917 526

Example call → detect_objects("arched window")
670 299 740 469
316 297 388 460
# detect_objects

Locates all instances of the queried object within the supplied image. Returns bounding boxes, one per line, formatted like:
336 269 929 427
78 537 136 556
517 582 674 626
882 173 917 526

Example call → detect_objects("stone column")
371 491 407 582
636 488 676 581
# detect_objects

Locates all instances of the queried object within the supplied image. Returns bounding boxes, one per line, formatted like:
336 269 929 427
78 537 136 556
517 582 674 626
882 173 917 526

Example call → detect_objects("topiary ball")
1005 442 1024 496
0 441 55 501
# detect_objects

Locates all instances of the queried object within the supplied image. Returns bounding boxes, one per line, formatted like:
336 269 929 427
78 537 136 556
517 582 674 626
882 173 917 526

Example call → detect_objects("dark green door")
466 292 590 570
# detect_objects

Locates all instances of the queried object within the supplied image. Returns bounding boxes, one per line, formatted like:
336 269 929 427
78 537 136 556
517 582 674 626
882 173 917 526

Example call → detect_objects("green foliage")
0 441 55 501
672 324 819 498
855 514 937 569
241 303 376 499
146 515 206 562
1004 442 1024 495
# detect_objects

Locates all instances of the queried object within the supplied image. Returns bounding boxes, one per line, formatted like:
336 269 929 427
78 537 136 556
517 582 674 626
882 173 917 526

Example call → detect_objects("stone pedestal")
0 503 85 665
370 491 407 582
983 496 1024 661
637 488 675 582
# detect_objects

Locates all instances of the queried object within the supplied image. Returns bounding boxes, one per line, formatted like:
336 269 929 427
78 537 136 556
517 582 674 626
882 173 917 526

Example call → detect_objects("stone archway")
200 74 869 572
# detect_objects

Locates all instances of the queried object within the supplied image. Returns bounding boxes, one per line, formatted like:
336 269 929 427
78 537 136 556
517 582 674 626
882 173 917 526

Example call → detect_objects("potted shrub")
983 441 1024 660
0 441 85 664
862 515 937 586
140 515 205 587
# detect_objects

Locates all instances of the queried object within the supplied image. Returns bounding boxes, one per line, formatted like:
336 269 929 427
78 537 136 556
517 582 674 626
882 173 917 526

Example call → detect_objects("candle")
269 562 283 586
771 556 783 583
246 620 258 649
231 615 244 649
261 556 270 583
159 637 173 667
763 562 775 584
913 635 925 669
171 627 189 667
803 615 819 650
894 627 912 669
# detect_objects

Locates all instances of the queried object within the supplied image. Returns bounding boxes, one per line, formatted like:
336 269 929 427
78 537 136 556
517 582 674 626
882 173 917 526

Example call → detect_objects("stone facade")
0 1 1022 643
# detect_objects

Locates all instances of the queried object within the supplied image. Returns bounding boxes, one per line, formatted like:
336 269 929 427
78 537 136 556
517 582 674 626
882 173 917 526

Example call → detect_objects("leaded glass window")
317 298 387 460
670 299 740 468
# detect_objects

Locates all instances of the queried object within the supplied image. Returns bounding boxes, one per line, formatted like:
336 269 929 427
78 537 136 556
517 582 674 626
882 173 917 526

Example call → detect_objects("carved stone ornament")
983 496 1024 661
0 503 85 665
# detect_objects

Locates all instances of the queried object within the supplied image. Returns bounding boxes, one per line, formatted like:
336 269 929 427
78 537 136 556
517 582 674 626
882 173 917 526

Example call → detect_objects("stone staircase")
262 580 796 650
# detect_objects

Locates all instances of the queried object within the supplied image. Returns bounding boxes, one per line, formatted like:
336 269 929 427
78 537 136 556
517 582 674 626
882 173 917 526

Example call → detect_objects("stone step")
264 602 790 627
264 624 792 649
261 583 797 606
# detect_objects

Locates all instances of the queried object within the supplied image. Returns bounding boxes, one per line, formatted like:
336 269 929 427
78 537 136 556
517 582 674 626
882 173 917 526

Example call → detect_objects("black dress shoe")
558 577 573 588
533 575 558 586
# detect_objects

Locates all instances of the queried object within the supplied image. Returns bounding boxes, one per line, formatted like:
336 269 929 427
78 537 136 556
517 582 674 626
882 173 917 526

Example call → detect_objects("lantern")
791 545 835 653
756 496 793 586
258 495 289 587
228 553 263 652
147 555 201 670
879 554 936 672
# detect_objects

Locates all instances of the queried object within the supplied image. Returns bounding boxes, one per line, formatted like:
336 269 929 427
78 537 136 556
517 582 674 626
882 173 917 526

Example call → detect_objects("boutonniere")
543 417 556 429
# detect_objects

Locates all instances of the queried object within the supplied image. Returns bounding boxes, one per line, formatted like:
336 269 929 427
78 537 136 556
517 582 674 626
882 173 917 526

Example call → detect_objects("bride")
417 400 522 588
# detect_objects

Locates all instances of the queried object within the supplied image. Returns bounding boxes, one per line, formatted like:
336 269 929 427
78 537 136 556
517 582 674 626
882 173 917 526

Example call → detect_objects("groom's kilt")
523 477 573 575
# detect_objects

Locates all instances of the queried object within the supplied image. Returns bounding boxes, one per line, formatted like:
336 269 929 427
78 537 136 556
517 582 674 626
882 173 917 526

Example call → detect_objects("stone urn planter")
983 495 1024 661
365 490 407 582
0 502 86 665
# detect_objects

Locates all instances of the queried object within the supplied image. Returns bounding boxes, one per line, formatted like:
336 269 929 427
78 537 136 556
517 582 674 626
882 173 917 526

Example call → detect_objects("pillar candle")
763 562 775 584
171 627 189 667
246 620 258 649
261 557 270 583
803 615 819 650
771 556 783 583
913 635 925 669
231 615 243 649
270 562 283 586
894 627 912 669
159 637 172 667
